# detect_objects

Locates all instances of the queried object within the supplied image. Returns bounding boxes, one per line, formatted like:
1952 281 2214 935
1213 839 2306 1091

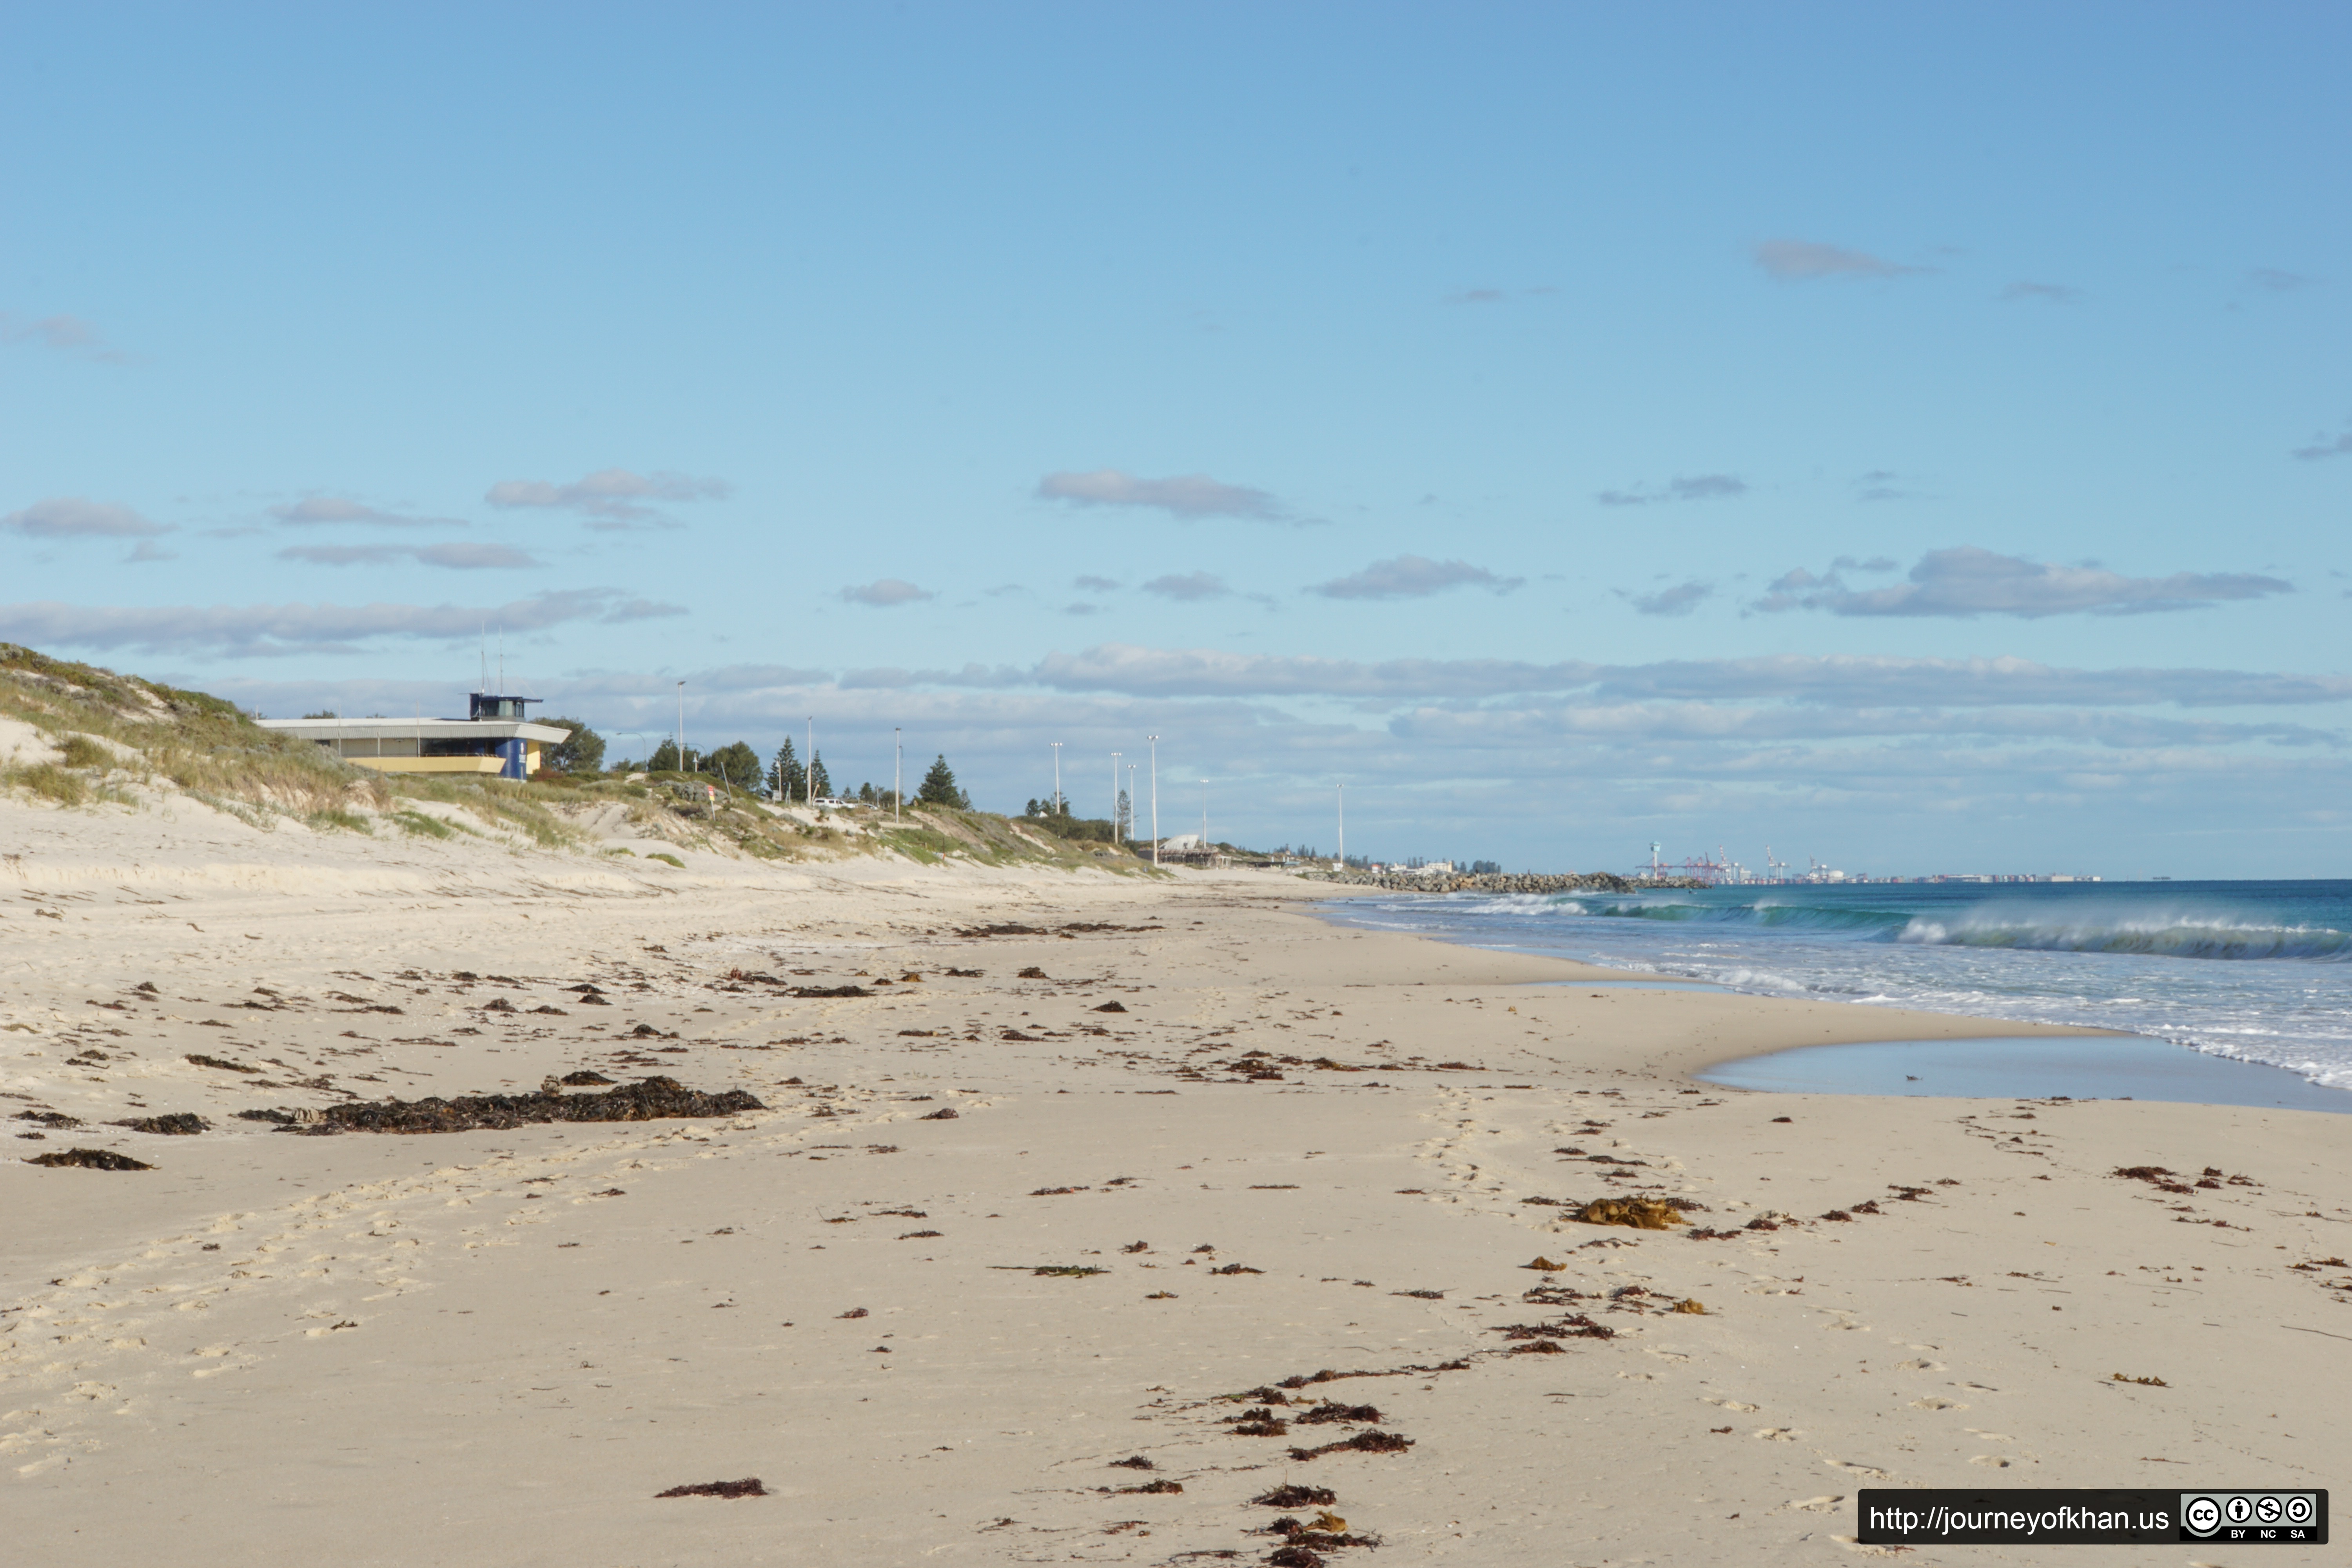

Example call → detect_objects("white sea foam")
1321 880 2352 1091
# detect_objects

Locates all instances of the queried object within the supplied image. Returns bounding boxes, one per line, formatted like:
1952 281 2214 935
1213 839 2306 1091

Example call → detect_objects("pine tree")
769 737 806 801
917 754 968 809
807 750 831 801
647 739 682 772
1115 788 1131 836
707 740 763 793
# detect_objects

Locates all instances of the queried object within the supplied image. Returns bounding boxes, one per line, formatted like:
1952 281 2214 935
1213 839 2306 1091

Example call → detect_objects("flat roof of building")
256 716 571 742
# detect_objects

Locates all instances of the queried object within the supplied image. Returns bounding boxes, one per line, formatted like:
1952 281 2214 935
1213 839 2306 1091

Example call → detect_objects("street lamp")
894 727 902 822
1147 735 1159 864
1338 782 1345 867
1050 741 1062 815
674 681 686 775
1110 751 1122 843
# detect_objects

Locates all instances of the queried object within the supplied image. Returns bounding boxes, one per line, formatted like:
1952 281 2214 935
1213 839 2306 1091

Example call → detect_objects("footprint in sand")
1964 1429 2013 1443
1894 1357 1944 1372
1708 1399 1761 1412
1753 1428 1798 1441
1781 1495 1845 1514
1831 1535 1915 1559
1826 1460 1894 1479
1909 1397 1966 1411
1969 1455 2012 1468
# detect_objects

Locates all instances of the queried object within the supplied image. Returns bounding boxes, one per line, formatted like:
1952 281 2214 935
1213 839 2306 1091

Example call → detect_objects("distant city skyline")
4 4 2347 877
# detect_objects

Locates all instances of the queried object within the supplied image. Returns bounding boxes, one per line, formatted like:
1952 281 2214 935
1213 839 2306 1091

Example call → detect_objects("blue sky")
4 3 2348 877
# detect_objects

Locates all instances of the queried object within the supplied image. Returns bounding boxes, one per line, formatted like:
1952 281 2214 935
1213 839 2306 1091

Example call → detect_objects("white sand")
5 797 2347 1564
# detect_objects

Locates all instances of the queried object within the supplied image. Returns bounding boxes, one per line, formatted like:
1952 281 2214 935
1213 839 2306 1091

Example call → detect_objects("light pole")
674 681 685 775
1200 779 1209 855
806 717 815 803
1338 782 1344 867
894 728 902 822
1050 741 1062 815
1147 735 1159 863
1110 751 1122 843
1125 763 1137 844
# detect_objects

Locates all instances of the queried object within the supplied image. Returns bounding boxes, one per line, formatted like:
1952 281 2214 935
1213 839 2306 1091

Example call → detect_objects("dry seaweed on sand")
1114 1479 1182 1494
299 1076 764 1135
991 1264 1107 1277
2114 1165 2198 1195
1267 1548 1325 1568
184 1052 260 1073
12 1111 82 1129
1294 1401 1382 1425
1109 1455 1156 1469
655 1478 766 1499
1494 1314 1614 1341
1252 1485 1338 1508
26 1147 153 1170
1275 1359 1469 1388
791 984 871 998
1570 1196 1695 1229
1286 1430 1412 1461
918 1106 959 1120
559 1070 617 1085
114 1113 208 1135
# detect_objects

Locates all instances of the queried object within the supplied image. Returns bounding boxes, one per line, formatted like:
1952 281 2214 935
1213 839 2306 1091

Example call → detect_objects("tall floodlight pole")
1338 783 1345 867
1110 751 1122 843
1147 735 1160 864
674 682 685 775
1201 779 1208 846
894 728 902 821
1125 763 1136 843
1050 741 1062 815
806 717 814 803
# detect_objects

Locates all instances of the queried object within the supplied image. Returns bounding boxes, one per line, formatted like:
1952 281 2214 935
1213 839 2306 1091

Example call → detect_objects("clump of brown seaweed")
274 1076 763 1135
655 1478 766 1499
25 1147 153 1170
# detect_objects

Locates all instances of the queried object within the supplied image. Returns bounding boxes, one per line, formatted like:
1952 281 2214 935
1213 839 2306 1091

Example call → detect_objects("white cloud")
2292 424 2352 461
1310 555 1523 600
0 588 682 657
3 497 170 539
1753 546 2292 618
278 542 540 570
0 312 130 363
2249 268 2318 293
1597 474 1748 507
1753 240 1926 281
485 468 730 525
271 495 467 530
1626 581 1711 616
838 579 936 607
1037 469 1281 521
1140 572 1230 602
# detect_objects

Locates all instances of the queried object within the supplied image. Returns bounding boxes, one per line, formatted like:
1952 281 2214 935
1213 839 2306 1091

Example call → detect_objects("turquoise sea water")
1321 879 2352 1094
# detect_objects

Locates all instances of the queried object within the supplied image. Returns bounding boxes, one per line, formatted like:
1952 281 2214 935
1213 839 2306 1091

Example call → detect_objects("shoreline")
6 834 2348 1564
1301 889 2352 1110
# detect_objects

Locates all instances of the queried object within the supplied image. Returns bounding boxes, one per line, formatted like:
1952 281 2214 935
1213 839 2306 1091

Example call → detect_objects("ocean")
1319 878 2352 1093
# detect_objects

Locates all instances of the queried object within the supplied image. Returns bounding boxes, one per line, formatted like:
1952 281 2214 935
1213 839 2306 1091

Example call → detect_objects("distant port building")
258 693 567 780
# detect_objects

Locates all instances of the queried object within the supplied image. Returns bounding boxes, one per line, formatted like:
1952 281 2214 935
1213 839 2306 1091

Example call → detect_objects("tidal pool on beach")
1699 1033 2352 1112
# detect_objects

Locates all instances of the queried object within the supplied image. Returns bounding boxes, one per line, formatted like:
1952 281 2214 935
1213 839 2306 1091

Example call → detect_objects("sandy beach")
6 804 2348 1566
